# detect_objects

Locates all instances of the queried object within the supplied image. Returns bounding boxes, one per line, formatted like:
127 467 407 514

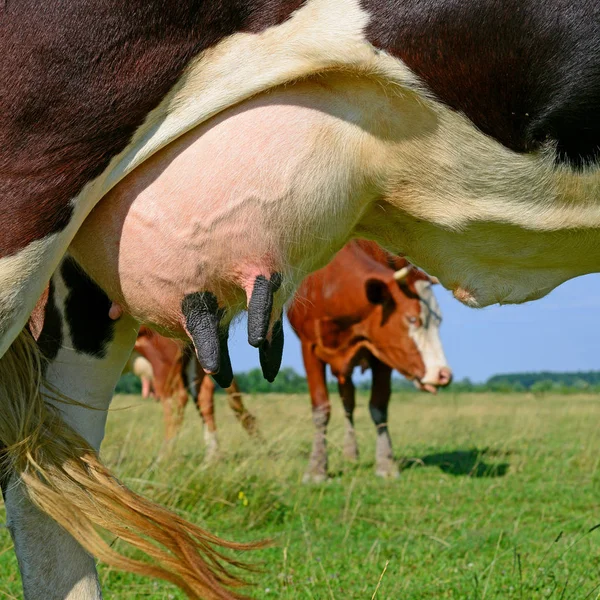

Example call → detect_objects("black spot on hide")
60 257 114 358
36 280 63 363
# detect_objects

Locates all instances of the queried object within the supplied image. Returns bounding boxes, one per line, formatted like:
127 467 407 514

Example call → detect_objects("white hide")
409 280 449 387
4 265 139 600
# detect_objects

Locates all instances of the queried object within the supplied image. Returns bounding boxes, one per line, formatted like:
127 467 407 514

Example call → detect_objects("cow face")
364 270 451 393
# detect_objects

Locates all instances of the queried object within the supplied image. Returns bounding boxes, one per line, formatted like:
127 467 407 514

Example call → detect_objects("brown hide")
288 240 431 382
133 327 257 443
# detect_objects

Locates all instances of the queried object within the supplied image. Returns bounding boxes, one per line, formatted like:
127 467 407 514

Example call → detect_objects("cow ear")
365 278 392 305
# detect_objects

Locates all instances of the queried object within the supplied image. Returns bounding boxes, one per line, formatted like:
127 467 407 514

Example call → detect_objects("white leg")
4 479 103 600
4 259 138 600
203 425 220 462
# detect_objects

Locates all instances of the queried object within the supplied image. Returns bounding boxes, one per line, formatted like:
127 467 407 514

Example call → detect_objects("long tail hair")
0 328 264 600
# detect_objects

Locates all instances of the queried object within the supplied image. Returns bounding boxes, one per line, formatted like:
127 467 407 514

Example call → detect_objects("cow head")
362 265 451 393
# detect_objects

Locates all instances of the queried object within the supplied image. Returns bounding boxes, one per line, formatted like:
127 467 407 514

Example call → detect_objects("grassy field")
1 391 600 599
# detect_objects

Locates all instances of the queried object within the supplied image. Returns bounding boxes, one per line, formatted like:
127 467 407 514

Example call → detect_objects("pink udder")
70 97 323 334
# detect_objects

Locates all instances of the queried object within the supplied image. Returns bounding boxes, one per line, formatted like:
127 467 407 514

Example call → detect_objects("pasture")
1 391 600 599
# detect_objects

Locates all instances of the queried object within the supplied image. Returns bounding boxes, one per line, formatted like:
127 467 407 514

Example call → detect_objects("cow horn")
429 276 440 285
393 266 411 281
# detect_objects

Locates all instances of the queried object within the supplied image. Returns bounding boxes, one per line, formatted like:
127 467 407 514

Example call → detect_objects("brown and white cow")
2 2 600 599
131 327 258 455
288 240 451 481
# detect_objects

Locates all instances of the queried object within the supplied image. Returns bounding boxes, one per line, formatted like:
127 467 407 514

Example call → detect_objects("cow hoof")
302 471 328 484
375 464 400 479
203 430 220 463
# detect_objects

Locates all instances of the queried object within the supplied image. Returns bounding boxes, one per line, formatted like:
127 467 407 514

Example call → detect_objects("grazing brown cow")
131 327 258 456
288 241 451 481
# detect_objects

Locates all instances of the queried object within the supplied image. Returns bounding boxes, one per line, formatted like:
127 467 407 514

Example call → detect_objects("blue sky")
227 274 600 383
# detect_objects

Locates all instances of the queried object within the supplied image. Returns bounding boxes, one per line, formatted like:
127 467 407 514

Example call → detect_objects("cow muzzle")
416 367 453 394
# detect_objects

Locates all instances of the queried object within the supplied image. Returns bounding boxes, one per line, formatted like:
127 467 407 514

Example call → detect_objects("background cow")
131 327 258 455
289 241 451 481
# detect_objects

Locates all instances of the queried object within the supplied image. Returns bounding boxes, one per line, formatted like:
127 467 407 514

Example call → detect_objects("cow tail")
0 329 266 600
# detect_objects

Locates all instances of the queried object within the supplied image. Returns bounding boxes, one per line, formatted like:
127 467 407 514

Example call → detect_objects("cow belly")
70 75 383 335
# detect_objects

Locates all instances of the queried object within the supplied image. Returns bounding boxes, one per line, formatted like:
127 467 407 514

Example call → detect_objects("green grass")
2 392 600 599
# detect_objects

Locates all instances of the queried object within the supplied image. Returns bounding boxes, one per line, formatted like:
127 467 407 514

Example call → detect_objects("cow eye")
406 316 419 325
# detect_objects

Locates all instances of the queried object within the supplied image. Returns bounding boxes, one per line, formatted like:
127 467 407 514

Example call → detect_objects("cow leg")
302 343 330 484
3 259 139 600
369 358 399 479
196 374 220 462
225 379 259 437
161 389 188 443
141 376 152 399
184 355 220 460
338 376 359 462
156 352 189 443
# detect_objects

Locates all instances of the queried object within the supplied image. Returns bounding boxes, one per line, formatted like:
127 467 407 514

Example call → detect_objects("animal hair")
0 329 267 599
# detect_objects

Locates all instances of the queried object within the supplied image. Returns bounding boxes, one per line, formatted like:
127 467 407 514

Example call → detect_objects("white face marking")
409 280 450 386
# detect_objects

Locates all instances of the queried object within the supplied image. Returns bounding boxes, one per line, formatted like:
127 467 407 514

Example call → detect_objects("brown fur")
133 327 258 442
0 0 305 256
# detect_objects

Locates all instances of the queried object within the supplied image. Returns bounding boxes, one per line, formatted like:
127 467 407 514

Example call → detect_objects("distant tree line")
115 367 600 395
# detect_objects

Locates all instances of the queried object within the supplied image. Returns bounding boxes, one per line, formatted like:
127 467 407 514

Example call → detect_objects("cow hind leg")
0 258 261 600
160 390 188 443
196 374 220 462
369 358 399 479
225 380 259 438
301 343 330 484
338 376 359 462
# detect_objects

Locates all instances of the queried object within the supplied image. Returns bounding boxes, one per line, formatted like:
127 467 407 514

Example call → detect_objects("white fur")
5 481 102 600
410 280 449 386
203 426 219 462
355 89 600 306
131 354 154 381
